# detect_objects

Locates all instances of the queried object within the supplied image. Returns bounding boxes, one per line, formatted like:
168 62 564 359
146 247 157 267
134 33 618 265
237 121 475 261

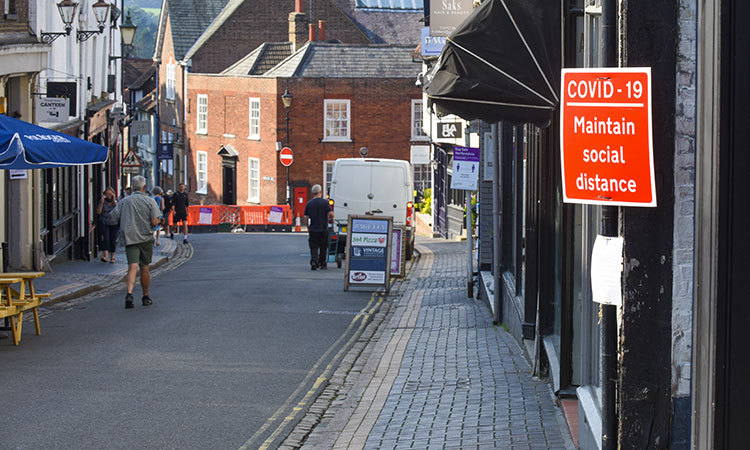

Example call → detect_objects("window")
196 94 208 134
411 99 428 140
248 98 260 140
413 164 430 192
248 158 260 203
324 99 351 142
323 160 335 196
166 64 175 100
584 0 602 68
196 151 208 194
356 0 423 10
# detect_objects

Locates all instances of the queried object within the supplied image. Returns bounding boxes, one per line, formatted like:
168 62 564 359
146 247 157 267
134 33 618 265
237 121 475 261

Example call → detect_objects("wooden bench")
0 272 46 345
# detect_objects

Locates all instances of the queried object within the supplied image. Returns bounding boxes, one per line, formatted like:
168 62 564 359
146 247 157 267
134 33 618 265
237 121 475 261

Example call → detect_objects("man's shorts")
174 211 188 224
125 240 154 266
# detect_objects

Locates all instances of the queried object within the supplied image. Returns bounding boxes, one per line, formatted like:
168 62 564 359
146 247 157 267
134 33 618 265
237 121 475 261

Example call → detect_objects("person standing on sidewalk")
164 189 174 240
304 184 333 270
172 183 189 244
151 186 165 247
112 175 161 308
96 187 119 263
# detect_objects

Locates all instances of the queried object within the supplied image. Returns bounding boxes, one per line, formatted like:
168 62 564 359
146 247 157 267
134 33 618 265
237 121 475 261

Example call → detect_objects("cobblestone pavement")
289 238 573 450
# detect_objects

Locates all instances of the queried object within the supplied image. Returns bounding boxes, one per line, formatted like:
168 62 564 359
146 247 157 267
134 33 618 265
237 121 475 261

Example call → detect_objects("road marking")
238 292 385 450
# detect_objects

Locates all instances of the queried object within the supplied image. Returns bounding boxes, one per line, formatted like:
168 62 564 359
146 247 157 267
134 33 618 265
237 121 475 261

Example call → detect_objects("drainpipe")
600 0 618 449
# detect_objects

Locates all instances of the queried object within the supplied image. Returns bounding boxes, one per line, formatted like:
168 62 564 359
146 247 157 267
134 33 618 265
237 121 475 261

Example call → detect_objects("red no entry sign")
279 147 293 167
560 68 656 207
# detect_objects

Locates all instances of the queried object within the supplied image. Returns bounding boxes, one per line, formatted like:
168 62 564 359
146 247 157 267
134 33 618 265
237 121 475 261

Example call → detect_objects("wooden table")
0 277 23 345
0 272 46 345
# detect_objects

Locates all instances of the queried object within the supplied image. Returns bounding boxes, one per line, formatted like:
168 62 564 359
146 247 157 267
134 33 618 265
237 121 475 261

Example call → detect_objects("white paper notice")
590 235 624 306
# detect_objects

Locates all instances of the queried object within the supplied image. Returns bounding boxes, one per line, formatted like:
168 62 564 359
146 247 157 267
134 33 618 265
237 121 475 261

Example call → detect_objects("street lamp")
282 89 293 205
40 0 78 44
40 0 110 44
119 13 137 47
109 12 137 63
77 0 110 42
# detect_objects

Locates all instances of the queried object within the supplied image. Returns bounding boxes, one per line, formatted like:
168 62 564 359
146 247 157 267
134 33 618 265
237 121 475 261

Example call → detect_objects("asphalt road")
0 233 376 450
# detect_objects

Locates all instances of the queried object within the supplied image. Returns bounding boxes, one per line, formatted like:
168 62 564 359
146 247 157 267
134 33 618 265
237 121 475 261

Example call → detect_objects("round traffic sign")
280 147 293 167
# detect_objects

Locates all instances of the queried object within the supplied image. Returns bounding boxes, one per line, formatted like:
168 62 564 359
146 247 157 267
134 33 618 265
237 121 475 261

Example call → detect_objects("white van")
329 158 415 260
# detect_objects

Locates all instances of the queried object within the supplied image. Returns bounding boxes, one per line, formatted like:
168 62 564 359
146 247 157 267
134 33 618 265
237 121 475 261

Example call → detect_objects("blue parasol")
0 114 108 169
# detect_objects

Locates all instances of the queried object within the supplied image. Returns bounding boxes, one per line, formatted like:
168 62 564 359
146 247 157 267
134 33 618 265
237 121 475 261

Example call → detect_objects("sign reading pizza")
560 68 656 207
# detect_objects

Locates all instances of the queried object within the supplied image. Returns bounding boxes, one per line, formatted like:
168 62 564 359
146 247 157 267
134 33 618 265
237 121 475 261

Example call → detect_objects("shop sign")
36 97 68 124
430 1 475 37
131 120 150 136
345 216 392 292
483 131 494 181
410 145 430 165
421 27 446 56
437 121 463 139
451 146 479 191
560 68 656 207
9 169 27 180
157 143 173 160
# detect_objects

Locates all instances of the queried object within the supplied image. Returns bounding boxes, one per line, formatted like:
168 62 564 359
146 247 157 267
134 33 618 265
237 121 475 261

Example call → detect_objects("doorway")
222 161 236 205
694 0 750 447
715 0 750 446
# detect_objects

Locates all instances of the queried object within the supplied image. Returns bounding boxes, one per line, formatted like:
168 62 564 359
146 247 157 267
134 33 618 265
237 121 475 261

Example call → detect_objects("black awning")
424 0 561 127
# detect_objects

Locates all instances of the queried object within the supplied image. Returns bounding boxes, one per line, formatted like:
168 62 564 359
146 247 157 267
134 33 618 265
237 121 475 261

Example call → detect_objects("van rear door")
369 162 408 224
332 162 372 221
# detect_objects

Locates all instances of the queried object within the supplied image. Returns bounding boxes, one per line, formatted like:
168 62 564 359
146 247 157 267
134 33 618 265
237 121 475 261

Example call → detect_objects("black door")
716 0 750 447
222 159 236 205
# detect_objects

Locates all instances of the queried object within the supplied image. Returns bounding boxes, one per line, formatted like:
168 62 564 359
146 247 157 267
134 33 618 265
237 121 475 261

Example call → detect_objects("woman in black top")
97 187 119 263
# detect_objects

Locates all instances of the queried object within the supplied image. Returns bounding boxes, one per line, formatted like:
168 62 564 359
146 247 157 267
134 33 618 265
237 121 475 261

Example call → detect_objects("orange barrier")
183 205 293 228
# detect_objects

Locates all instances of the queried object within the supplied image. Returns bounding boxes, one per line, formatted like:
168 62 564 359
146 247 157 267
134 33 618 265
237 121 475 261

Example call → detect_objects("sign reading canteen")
345 216 392 292
560 68 656 207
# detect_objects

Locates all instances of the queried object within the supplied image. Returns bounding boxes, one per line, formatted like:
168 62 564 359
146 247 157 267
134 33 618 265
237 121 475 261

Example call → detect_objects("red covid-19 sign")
560 68 656 207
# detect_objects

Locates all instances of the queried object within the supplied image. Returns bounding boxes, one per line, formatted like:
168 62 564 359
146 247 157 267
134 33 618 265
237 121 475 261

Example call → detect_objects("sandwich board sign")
560 67 656 207
344 215 392 293
390 227 405 277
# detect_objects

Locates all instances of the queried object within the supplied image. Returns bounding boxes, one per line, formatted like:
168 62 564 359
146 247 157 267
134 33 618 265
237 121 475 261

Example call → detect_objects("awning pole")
601 0 619 449
466 123 474 298
492 122 502 324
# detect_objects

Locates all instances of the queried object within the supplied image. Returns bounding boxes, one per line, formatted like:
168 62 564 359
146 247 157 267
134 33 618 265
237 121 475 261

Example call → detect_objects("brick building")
153 0 422 194
186 42 423 215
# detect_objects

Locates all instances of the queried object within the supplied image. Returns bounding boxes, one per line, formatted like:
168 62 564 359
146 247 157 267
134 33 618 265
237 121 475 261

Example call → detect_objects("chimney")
289 6 308 51
308 23 317 42
295 0 304 13
318 20 326 41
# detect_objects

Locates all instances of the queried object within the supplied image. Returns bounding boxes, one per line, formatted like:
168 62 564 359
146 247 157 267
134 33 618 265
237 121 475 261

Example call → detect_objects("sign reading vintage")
560 68 656 207
344 216 392 292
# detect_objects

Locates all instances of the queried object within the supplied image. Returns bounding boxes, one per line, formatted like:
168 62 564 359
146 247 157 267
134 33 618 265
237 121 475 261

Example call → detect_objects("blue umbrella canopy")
0 114 108 169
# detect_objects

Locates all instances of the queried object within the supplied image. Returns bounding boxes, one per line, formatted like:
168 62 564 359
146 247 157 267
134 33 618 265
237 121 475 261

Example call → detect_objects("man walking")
304 184 333 270
173 183 190 244
113 175 162 308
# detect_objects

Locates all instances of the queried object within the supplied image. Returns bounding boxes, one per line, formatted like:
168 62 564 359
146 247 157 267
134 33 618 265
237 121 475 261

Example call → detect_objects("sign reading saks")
560 68 656 207
430 1 475 37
